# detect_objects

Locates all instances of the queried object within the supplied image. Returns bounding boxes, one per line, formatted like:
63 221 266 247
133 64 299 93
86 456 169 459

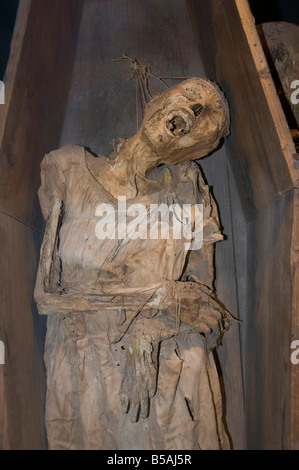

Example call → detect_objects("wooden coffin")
0 0 298 450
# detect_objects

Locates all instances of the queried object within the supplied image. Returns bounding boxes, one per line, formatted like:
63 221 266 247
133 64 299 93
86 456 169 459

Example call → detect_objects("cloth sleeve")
196 170 223 244
183 165 223 289
38 150 66 221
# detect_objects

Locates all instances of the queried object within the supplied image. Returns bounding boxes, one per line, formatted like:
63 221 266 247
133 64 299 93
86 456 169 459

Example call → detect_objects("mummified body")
34 78 231 450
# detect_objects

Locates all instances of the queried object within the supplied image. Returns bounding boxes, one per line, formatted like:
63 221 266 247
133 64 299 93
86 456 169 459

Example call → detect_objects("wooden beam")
0 0 83 230
188 0 298 219
291 189 299 449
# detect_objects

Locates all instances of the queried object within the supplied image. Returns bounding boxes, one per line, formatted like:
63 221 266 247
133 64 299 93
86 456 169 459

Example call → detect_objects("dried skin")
34 78 231 450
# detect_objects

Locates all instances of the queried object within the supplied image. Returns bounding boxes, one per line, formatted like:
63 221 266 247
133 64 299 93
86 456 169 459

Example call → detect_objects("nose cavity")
191 103 203 117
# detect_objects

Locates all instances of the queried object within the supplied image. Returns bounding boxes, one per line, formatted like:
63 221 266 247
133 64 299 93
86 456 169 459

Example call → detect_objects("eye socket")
190 103 203 117
184 86 197 97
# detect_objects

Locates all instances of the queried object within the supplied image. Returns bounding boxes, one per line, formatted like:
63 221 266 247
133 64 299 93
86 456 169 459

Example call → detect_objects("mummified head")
139 78 230 165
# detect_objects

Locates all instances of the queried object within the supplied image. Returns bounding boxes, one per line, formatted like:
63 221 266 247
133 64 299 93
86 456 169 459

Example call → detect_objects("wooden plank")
290 189 299 449
0 213 46 449
0 0 32 144
188 0 298 220
0 0 83 449
60 0 245 449
60 0 207 155
201 148 246 449
0 365 9 449
235 0 296 174
188 0 299 449
246 193 295 449
0 0 83 230
226 161 248 371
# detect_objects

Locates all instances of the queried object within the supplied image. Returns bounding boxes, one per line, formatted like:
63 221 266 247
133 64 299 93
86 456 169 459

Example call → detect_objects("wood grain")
201 149 246 449
188 0 298 220
0 0 83 449
189 0 299 449
60 0 207 155
3 0 297 449
290 189 299 449
60 0 245 449
0 213 46 449
0 0 83 230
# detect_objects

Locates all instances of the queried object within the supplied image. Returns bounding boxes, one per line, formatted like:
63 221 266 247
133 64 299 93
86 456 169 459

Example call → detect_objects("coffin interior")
0 0 298 450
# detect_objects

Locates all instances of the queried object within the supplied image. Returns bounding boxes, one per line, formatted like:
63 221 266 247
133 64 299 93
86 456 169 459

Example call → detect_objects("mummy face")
140 78 230 164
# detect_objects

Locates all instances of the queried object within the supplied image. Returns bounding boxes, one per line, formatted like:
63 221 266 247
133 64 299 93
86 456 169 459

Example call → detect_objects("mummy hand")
119 318 175 422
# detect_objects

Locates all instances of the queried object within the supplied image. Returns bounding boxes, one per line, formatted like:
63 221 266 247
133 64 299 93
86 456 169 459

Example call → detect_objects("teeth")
166 116 187 135
166 109 193 137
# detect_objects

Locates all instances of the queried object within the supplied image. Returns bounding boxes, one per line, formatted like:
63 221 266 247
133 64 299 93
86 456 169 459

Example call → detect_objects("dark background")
0 0 19 80
249 0 299 26
0 0 298 80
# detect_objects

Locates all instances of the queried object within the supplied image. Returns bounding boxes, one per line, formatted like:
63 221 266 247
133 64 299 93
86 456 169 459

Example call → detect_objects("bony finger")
222 315 230 330
120 392 130 415
129 389 140 423
148 365 158 399
199 305 222 319
139 388 149 420
202 315 219 330
119 378 130 412
204 311 223 327
210 308 223 320
197 322 211 334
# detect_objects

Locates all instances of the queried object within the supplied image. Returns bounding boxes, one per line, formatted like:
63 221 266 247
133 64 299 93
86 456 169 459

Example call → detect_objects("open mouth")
166 104 203 137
